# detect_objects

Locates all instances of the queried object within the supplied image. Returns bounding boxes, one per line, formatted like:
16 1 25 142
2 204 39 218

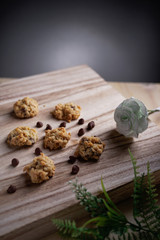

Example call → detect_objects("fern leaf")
145 162 160 229
53 152 160 240
52 218 103 240
52 219 80 239
69 179 106 217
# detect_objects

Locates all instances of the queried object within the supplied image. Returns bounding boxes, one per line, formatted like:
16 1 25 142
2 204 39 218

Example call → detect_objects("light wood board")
0 65 160 240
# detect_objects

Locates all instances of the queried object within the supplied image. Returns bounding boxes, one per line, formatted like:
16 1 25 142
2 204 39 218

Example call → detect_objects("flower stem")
148 108 160 116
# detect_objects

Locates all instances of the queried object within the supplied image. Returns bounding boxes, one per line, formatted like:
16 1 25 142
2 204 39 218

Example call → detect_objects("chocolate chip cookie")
13 97 39 118
74 136 105 161
43 127 71 150
23 153 55 183
52 102 81 122
7 126 38 147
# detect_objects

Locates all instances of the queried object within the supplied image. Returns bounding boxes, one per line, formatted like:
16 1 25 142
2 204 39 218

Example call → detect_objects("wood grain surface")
0 65 160 240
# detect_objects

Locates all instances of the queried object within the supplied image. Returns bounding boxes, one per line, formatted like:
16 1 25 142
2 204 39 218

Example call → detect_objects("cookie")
74 136 105 161
23 153 55 183
13 97 39 118
52 102 81 122
43 127 71 150
7 126 38 147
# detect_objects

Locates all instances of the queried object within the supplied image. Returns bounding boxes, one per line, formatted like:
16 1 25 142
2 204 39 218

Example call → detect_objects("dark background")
0 0 159 82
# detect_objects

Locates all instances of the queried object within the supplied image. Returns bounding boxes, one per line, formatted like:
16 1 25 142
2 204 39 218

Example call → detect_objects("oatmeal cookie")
52 102 81 122
23 153 55 183
13 97 39 118
44 127 71 150
74 136 105 161
7 126 38 147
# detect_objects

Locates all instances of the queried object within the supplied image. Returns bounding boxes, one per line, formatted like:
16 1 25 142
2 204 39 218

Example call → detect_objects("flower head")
114 98 148 138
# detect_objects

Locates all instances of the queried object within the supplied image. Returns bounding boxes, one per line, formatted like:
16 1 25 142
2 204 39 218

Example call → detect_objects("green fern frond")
129 149 145 218
129 149 160 237
69 179 106 217
52 219 79 239
52 218 101 240
53 151 160 240
146 162 160 229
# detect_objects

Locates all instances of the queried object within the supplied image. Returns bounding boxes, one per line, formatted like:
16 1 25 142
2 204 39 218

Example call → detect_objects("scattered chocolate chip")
36 121 43 128
68 156 77 164
71 165 79 175
87 121 95 130
45 124 52 130
7 185 16 194
59 122 66 127
78 128 85 137
35 147 42 156
11 158 19 167
78 118 84 125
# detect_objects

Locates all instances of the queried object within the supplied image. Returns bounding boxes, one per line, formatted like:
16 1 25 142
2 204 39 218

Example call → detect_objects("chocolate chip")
36 121 43 128
59 122 66 127
11 158 19 167
71 165 79 174
7 185 16 194
78 118 84 125
45 124 52 130
68 156 77 164
87 121 95 130
78 128 85 137
35 147 42 156
21 107 26 112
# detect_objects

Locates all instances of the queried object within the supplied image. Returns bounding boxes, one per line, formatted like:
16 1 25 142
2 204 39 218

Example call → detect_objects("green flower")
114 98 148 138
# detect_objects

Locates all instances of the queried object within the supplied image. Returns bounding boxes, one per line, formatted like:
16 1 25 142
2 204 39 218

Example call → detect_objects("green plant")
53 150 160 239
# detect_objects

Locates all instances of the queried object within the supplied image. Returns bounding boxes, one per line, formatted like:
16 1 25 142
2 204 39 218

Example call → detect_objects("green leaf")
53 150 160 240
101 177 122 215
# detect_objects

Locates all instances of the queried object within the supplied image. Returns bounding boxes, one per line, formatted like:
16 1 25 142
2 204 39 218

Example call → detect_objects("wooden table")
1 78 159 126
0 71 160 240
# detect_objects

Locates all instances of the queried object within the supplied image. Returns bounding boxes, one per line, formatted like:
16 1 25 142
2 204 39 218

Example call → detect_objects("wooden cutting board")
0 65 160 240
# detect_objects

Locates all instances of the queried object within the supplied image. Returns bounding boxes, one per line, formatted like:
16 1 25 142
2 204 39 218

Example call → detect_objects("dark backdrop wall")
0 0 159 82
